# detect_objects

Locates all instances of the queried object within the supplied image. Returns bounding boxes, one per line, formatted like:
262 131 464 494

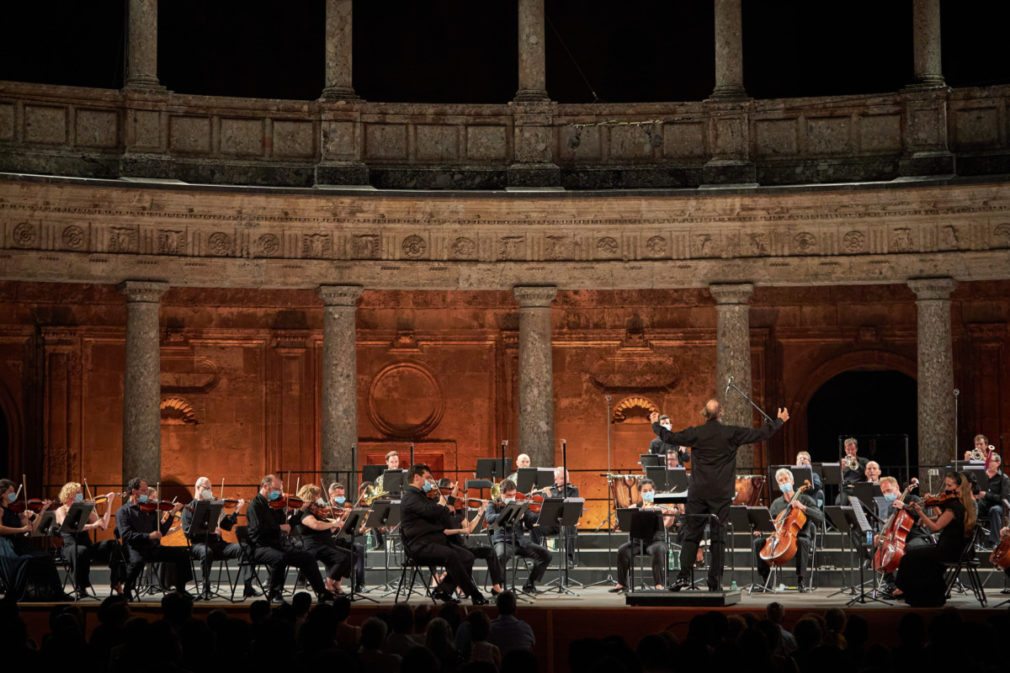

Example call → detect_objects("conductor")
650 399 789 591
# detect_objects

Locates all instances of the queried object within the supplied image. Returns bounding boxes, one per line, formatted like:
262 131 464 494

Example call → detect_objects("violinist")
53 482 125 597
246 474 334 603
114 478 193 598
611 478 675 592
892 471 976 606
975 453 1009 549
752 469 823 592
873 476 928 598
184 477 258 599
292 484 354 595
328 481 366 589
485 479 551 595
442 483 505 596
400 463 487 605
0 477 70 601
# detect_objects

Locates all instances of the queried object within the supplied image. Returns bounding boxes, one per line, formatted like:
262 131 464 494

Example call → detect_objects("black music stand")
541 497 583 594
640 454 663 469
363 502 394 594
338 508 376 602
535 469 555 489
476 458 511 481
488 501 532 599
824 506 855 596
819 462 842 512
728 505 750 585
845 497 890 606
362 464 384 484
58 503 95 599
380 470 405 496
851 483 883 513
745 507 777 593
185 500 223 600
627 509 663 591
515 468 538 494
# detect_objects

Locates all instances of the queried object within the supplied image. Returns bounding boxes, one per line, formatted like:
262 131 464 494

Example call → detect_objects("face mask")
661 424 671 431
334 496 346 505
200 488 214 501
884 492 898 502
642 491 655 503
138 494 149 504
780 482 793 494
422 481 434 493
503 497 515 504
268 489 282 501
6 492 16 503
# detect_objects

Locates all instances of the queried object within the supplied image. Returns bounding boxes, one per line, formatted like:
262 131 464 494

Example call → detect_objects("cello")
759 480 812 566
989 498 1010 570
873 477 919 574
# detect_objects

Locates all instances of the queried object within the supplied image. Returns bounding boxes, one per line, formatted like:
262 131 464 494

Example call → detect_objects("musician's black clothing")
181 499 250 591
0 506 66 600
401 485 480 597
895 499 966 607
876 494 931 586
978 470 1010 546
246 494 327 596
652 416 784 587
447 509 505 586
617 506 669 587
485 502 551 589
292 510 353 583
115 501 193 594
60 527 124 592
648 438 689 465
837 456 870 504
753 493 823 585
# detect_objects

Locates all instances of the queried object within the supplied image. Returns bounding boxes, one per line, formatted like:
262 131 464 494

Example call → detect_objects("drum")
733 475 765 506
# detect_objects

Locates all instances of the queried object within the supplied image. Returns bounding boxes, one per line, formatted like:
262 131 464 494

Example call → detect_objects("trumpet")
968 445 994 462
843 455 860 471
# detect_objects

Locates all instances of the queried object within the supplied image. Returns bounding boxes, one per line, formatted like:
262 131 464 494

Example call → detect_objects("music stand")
640 454 663 469
728 506 751 584
845 497 890 606
746 507 776 593
338 508 376 602
488 501 532 598
645 466 668 491
364 502 394 594
476 458 511 481
57 503 95 599
666 468 689 492
627 509 663 591
515 468 538 493
379 470 405 496
362 464 384 484
536 498 574 595
818 462 842 516
851 483 883 513
535 468 555 489
186 500 223 600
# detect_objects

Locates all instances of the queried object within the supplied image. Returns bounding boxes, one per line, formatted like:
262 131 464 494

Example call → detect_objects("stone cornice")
908 277 957 300
317 284 363 306
514 285 558 307
709 282 754 305
2 175 1010 290
118 279 168 302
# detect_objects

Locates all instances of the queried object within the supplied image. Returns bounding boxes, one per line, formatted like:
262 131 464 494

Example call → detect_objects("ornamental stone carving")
367 361 444 439
401 234 427 258
748 233 768 256
992 223 1010 247
499 236 525 260
207 232 232 256
157 229 184 255
544 235 570 260
302 233 332 258
109 227 139 253
353 234 380 259
596 236 619 257
12 222 37 247
611 396 660 423
257 233 280 257
891 227 914 252
793 231 817 253
843 230 866 253
645 235 668 257
61 225 86 250
450 236 476 259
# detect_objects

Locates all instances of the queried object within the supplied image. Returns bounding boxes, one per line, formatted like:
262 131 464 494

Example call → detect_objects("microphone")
724 376 734 395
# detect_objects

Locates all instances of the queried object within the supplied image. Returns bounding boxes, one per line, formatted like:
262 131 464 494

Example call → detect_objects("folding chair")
229 526 268 602
943 524 987 607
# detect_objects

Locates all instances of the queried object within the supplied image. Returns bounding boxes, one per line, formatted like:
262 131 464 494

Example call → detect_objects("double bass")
759 480 812 566
873 478 919 574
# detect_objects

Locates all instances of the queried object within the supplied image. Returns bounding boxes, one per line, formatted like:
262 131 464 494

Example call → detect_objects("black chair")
394 531 439 603
229 526 268 602
943 524 987 606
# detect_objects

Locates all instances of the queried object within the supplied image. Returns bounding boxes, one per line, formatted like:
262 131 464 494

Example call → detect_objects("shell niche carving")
161 397 199 425
612 396 660 423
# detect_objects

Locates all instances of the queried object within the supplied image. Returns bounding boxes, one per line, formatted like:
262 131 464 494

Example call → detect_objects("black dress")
894 500 966 607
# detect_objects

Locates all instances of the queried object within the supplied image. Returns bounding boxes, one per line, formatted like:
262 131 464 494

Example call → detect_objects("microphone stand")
725 378 774 424
953 388 959 463
589 395 618 586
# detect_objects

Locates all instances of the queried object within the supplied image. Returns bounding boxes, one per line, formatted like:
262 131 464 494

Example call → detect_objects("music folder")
186 500 224 539
58 502 95 535
337 508 369 541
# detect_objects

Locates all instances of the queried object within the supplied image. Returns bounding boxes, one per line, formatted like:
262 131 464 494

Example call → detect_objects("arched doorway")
806 370 918 480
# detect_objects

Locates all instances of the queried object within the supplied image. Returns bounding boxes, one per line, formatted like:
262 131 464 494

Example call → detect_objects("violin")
8 498 52 515
919 491 958 508
139 499 177 513
759 480 812 566
268 494 304 510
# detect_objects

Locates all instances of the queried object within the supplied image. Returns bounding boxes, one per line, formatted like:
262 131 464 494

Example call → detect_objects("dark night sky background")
1 1 1009 103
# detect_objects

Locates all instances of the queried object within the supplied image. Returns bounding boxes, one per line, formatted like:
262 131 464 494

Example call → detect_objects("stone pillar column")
912 0 945 88
320 0 358 101
909 278 956 482
710 0 747 101
515 0 548 102
125 0 163 91
514 285 557 467
119 280 168 482
710 283 755 468
318 285 363 476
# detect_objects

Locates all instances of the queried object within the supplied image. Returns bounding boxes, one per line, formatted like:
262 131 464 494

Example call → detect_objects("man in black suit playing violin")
116 477 193 598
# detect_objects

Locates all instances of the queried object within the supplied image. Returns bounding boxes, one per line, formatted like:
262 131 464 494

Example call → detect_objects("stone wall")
2 80 1010 188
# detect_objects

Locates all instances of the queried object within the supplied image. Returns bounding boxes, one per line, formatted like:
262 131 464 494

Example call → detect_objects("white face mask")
503 497 515 504
199 488 214 501
661 423 672 431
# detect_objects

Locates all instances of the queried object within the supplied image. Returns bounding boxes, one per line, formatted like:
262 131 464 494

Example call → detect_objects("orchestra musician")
610 478 675 592
865 461 882 485
246 474 334 603
0 477 70 601
292 484 354 595
400 463 487 604
975 453 1009 549
874 476 928 598
837 438 868 505
650 400 788 592
54 482 125 598
443 489 505 595
893 471 976 607
328 481 366 589
665 451 681 468
506 453 531 483
649 416 690 465
752 468 823 592
115 478 193 598
964 433 990 462
374 450 400 493
485 479 552 595
183 477 258 599
795 451 824 508
532 467 579 565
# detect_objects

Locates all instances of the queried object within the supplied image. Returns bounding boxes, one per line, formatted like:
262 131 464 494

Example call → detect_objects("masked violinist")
292 484 354 595
54 482 125 597
611 479 675 592
0 477 70 601
752 469 823 592
115 478 192 599
328 481 366 590
184 477 258 599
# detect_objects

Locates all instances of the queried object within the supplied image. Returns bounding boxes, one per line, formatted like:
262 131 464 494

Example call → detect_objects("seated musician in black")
54 481 125 597
401 463 487 604
115 478 193 598
532 467 579 565
485 479 552 595
441 482 505 596
246 474 333 603
183 476 258 599
0 478 70 601
874 476 929 597
752 468 824 592
611 479 675 592
292 484 353 595
328 481 366 589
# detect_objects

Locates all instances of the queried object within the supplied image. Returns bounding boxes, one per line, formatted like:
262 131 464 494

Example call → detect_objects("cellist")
874 476 929 598
752 468 823 592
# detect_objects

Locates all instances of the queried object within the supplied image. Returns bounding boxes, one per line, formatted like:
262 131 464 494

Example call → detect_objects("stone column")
320 0 358 101
912 0 945 88
710 0 747 101
125 0 163 91
909 278 956 482
710 283 756 468
119 280 168 483
318 285 363 476
514 285 557 467
515 0 548 102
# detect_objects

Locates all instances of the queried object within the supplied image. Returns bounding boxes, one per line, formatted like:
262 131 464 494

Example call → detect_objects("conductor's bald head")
702 399 722 420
